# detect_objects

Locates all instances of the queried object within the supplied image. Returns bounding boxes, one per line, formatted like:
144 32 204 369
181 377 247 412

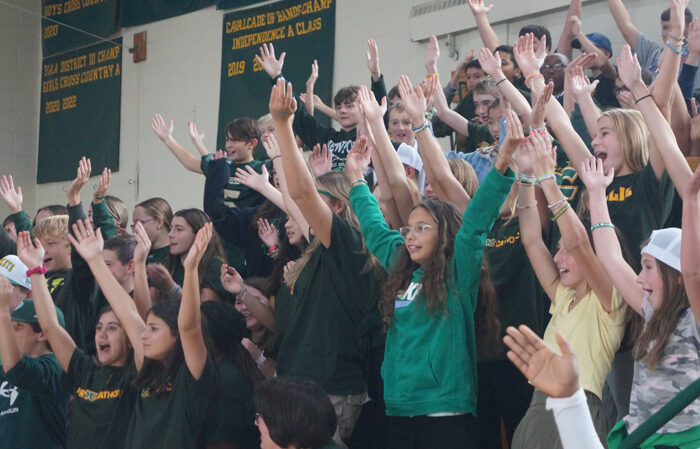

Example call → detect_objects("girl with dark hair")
18 219 147 449
345 74 516 448
149 208 229 303
513 132 626 449
200 300 263 449
581 159 700 447
254 377 341 449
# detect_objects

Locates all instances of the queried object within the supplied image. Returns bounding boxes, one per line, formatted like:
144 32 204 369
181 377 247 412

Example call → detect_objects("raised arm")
0 277 20 372
569 16 617 79
178 223 211 380
188 122 210 157
607 0 641 49
220 264 276 331
468 0 500 52
568 62 602 138
131 223 152 321
532 132 615 311
579 159 645 314
478 47 533 125
150 114 203 174
304 59 319 116
0 175 30 238
557 0 583 58
514 33 592 171
233 164 285 212
681 167 700 323
68 219 146 369
270 79 335 247
618 44 691 189
17 232 75 371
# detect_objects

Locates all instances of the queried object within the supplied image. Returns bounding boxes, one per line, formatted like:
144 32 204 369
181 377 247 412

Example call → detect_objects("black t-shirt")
274 216 381 395
64 348 138 449
125 357 218 449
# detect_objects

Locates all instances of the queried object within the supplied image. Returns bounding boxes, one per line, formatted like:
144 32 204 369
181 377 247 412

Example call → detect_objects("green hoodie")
349 166 514 416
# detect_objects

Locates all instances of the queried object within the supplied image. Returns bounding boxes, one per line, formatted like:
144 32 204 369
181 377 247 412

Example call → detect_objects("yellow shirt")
543 284 626 399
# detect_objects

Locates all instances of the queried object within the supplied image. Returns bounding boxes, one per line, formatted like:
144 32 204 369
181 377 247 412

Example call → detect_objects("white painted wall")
0 0 694 220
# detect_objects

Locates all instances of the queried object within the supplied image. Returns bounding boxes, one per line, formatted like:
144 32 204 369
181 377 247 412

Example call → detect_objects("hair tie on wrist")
666 42 683 55
634 94 653 104
495 78 507 86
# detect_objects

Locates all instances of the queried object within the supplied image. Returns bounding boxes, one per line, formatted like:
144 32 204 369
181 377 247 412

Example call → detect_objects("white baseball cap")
0 255 31 290
641 228 682 272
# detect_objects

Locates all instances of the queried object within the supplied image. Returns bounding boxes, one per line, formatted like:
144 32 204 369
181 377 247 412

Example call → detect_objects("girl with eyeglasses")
345 74 516 448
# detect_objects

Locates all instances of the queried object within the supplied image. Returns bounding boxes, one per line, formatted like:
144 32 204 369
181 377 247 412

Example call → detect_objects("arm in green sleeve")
11 210 33 235
349 183 404 270
91 200 118 240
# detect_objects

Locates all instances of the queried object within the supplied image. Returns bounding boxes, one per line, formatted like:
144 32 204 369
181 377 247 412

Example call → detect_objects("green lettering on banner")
41 0 119 58
119 0 215 27
38 39 122 184
217 0 335 152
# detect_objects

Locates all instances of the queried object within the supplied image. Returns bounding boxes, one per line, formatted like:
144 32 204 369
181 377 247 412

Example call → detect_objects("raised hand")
419 76 438 109
0 175 23 214
357 85 387 121
66 219 104 263
397 75 427 126
16 231 44 270
188 121 208 156
309 144 332 177
255 43 285 78
269 78 297 122
220 263 245 295
468 0 493 16
499 109 525 159
568 15 582 37
565 52 598 76
213 149 226 160
67 157 91 205
146 263 176 291
478 47 503 78
579 157 614 194
183 222 212 270
425 35 440 74
344 135 371 179
150 113 173 141
234 165 272 192
568 65 599 98
262 134 281 159
365 38 381 81
132 222 151 267
616 45 643 90
504 325 580 398
257 218 279 248
94 167 111 200
531 81 554 129
688 18 700 60
527 128 557 177
306 59 319 87
513 33 546 78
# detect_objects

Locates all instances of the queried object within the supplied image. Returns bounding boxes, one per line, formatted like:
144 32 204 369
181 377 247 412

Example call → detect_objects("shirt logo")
396 282 422 309
0 381 19 406
607 187 632 202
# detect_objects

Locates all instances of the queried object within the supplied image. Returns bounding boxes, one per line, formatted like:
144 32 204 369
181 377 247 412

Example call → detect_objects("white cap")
641 227 682 272
0 255 31 290
396 143 423 172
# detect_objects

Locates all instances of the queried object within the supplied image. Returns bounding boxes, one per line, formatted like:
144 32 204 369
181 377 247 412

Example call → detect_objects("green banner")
217 0 267 9
120 0 215 27
42 0 119 58
38 39 122 184
218 0 335 151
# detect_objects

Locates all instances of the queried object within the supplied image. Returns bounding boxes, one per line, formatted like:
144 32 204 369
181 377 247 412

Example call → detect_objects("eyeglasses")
541 63 565 71
131 218 155 229
399 223 435 237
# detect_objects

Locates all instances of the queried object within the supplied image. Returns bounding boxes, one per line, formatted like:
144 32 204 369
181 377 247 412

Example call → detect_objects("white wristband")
256 353 267 368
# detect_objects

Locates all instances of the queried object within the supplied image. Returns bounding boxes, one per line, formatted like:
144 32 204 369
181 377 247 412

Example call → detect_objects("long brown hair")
380 199 462 329
633 260 689 370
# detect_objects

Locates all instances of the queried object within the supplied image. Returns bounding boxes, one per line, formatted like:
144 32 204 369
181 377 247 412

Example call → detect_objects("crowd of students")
1 0 699 448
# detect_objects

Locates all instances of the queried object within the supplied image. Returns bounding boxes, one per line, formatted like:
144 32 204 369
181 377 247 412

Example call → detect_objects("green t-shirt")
64 348 137 449
273 215 382 396
200 155 267 209
464 121 494 153
606 164 674 267
0 354 69 449
484 216 546 356
147 246 170 265
125 357 218 449
204 358 258 449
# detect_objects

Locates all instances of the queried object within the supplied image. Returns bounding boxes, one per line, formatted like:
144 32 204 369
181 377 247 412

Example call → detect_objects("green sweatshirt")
349 166 514 416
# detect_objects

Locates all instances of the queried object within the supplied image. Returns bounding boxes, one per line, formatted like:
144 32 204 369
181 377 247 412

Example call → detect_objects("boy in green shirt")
0 290 69 449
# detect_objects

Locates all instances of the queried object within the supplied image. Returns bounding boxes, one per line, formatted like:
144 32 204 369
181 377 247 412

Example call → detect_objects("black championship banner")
217 0 335 151
120 0 215 27
42 0 119 58
38 39 122 183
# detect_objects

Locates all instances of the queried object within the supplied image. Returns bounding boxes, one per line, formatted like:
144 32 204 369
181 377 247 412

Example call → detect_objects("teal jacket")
349 167 514 416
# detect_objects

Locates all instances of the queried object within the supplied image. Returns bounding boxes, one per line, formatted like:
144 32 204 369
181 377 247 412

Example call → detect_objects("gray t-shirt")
625 296 700 433
636 32 700 87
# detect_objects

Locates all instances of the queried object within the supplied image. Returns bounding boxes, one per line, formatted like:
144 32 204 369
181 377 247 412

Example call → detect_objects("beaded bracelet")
351 178 367 186
551 203 570 222
635 94 653 104
516 201 537 210
668 32 686 43
425 107 438 121
532 125 547 134
517 172 536 184
426 73 440 78
590 222 615 231
667 42 683 55
412 121 430 133
536 173 556 184
547 197 568 210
